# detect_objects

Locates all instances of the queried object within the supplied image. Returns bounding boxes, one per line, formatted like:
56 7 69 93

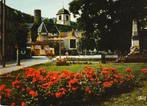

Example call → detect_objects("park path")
0 56 50 75
0 55 118 75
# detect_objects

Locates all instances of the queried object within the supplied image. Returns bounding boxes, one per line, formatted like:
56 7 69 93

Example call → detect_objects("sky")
6 0 76 21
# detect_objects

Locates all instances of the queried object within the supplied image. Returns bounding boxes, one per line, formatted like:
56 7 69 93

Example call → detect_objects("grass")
1 62 147 85
30 62 147 74
3 62 146 78
99 80 147 106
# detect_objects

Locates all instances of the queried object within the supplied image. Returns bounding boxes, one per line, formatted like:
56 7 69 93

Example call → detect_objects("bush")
56 58 68 66
0 67 146 105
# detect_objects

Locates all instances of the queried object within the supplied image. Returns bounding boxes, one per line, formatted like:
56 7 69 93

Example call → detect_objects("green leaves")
69 0 147 52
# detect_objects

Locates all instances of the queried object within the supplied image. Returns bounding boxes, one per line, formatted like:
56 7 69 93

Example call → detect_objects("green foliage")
44 18 54 24
15 23 28 48
31 23 40 42
43 18 78 33
69 0 147 53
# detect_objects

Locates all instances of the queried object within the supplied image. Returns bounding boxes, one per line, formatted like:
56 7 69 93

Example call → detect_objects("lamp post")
59 34 61 59
16 44 21 66
55 26 61 58
3 0 5 67
0 0 3 65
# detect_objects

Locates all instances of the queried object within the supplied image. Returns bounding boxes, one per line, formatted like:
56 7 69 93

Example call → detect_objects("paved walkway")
0 56 50 75
0 55 118 75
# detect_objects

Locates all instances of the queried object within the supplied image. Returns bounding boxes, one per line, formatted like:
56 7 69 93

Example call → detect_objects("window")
66 15 69 21
41 46 44 49
70 39 76 48
59 15 61 20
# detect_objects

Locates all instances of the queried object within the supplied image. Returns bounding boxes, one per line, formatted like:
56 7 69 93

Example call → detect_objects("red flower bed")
0 67 146 105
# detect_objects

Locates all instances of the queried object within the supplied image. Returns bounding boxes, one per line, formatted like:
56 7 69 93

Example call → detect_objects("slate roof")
37 22 73 35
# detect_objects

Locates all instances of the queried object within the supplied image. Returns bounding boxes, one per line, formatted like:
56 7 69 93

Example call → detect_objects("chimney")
34 9 41 24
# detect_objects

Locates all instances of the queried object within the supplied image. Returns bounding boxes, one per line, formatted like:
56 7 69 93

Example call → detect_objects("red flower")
141 69 147 74
29 90 38 97
114 74 124 79
38 68 46 74
126 74 134 79
45 91 51 96
109 68 117 72
71 87 79 91
5 88 11 97
68 79 78 85
125 68 132 72
102 68 109 71
0 84 6 91
11 102 16 106
85 87 92 94
0 95 2 100
103 82 113 88
101 70 110 75
90 78 95 81
12 80 21 88
32 78 37 83
21 101 25 106
25 68 36 77
68 79 79 91
55 92 62 98
74 73 82 79
59 87 67 95
41 82 53 89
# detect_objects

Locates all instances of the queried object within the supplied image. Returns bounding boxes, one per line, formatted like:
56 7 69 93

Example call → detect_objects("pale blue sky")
6 0 76 21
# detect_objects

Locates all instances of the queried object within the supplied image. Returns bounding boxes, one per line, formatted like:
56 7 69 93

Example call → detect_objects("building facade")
0 2 33 63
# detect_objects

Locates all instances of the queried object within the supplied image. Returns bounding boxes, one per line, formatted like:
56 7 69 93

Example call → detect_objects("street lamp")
16 44 21 66
0 0 3 65
55 25 61 58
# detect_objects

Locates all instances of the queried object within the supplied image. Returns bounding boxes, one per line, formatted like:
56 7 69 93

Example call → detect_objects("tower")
56 8 71 26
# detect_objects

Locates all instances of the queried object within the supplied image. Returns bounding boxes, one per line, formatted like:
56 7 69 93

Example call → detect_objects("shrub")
140 68 147 80
56 58 68 66
0 67 145 105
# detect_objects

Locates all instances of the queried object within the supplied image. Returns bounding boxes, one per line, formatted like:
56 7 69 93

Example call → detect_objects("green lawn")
99 80 147 106
1 62 147 83
5 62 146 77
30 62 147 74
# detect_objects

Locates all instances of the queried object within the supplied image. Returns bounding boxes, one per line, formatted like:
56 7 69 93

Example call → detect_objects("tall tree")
69 0 147 53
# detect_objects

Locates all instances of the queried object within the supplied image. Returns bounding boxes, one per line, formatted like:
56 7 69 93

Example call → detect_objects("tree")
15 23 28 49
69 0 147 53
31 23 40 42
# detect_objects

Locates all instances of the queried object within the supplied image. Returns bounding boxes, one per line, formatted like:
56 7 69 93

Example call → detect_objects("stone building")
28 8 82 56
